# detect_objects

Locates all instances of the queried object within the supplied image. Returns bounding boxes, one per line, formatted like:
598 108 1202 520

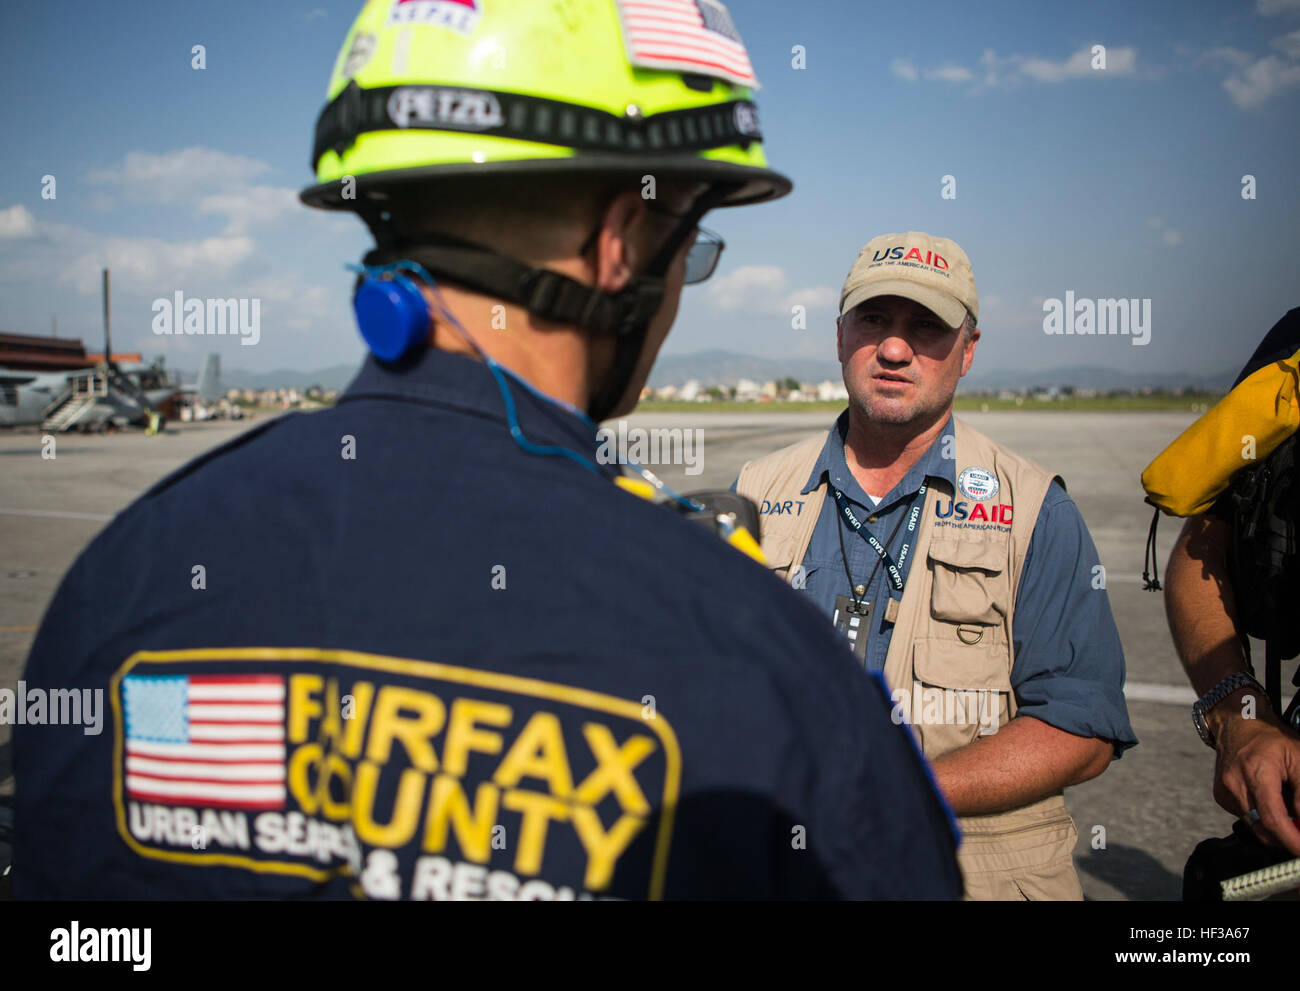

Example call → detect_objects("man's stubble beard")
846 382 948 430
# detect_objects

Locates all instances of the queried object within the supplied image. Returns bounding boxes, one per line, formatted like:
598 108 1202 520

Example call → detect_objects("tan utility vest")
737 417 1083 901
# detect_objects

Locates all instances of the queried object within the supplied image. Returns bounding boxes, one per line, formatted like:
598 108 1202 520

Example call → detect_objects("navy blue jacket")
16 347 960 900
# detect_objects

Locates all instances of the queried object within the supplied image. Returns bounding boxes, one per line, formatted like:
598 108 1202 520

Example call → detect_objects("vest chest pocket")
927 534 1010 625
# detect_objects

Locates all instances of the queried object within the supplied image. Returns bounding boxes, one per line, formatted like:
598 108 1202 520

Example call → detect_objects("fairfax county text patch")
112 648 681 900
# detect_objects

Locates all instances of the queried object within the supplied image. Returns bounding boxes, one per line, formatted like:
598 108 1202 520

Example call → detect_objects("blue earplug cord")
349 259 702 509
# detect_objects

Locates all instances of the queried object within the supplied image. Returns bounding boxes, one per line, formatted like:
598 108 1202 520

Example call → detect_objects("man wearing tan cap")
736 232 1136 899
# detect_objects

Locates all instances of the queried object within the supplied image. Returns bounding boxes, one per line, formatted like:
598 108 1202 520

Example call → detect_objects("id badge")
832 594 873 662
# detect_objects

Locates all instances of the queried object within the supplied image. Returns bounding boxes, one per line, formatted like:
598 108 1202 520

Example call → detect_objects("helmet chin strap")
359 182 737 423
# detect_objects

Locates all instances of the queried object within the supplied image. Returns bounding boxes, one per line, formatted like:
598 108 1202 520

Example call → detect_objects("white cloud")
978 49 1005 88
0 205 36 238
226 275 336 333
1187 27 1300 110
891 58 918 82
198 185 300 235
898 45 1136 91
1258 0 1300 14
56 232 255 295
1146 217 1184 246
1223 54 1300 108
303 7 327 19
924 64 974 83
780 286 839 313
708 265 787 311
1273 29 1300 58
88 147 271 205
706 266 837 317
1179 44 1257 69
1019 45 1136 82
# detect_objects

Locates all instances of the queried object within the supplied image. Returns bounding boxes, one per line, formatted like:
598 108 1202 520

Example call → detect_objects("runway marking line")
1124 682 1196 705
0 508 112 522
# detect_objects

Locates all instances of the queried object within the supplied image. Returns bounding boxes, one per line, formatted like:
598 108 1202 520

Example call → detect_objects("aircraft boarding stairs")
42 371 109 432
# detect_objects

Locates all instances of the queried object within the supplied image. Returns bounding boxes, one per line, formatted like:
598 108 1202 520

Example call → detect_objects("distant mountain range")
182 351 1236 394
177 363 362 392
960 363 1235 393
648 350 1235 393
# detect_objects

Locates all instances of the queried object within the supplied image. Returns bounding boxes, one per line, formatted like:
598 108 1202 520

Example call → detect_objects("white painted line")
1124 682 1196 705
0 508 113 522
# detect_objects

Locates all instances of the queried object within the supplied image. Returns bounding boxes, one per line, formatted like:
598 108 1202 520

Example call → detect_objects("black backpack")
1181 435 1300 901
1227 432 1300 722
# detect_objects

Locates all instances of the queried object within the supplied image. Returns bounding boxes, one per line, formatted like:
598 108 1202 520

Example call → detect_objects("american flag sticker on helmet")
615 0 758 90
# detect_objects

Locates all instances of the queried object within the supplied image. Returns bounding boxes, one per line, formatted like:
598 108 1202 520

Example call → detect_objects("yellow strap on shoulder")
723 525 766 564
614 476 767 564
1141 345 1300 517
613 476 657 501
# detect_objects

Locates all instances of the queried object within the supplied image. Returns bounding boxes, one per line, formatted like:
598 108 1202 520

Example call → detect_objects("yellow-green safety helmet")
300 0 792 211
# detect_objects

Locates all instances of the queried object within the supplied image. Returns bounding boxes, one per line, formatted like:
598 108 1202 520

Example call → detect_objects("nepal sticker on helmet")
958 466 1000 502
387 0 481 34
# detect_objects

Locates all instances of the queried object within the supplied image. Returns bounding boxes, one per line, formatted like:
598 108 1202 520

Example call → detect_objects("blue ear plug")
349 262 437 362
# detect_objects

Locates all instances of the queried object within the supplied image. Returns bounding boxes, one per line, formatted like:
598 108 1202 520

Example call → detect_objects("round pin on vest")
958 466 999 502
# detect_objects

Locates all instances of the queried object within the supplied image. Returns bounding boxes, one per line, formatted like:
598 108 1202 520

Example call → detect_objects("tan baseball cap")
839 231 978 329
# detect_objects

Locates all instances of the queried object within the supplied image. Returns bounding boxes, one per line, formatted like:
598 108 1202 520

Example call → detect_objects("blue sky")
1 0 1297 381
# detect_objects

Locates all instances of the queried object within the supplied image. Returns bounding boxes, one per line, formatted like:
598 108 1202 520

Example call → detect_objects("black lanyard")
829 482 927 593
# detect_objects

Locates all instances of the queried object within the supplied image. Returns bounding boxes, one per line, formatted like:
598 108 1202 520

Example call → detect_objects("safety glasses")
680 225 724 285
644 200 724 285
579 203 726 285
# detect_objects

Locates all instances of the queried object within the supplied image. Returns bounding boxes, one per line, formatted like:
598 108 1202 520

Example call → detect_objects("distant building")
0 332 91 371
815 380 849 401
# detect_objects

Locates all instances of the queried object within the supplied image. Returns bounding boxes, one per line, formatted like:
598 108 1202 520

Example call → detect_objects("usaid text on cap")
869 245 949 269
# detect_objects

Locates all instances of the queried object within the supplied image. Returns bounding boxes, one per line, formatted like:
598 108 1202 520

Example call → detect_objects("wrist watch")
1192 672 1264 748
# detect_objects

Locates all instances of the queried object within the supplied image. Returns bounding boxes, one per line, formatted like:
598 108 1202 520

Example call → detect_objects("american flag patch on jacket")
122 674 286 810
615 0 758 89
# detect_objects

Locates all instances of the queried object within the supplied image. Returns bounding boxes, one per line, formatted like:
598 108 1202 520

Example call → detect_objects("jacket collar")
338 347 619 478
801 409 957 508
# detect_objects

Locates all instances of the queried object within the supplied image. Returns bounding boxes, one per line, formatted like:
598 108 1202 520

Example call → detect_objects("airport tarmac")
1 407 1293 900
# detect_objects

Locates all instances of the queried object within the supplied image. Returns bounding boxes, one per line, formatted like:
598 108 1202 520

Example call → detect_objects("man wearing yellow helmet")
15 0 960 900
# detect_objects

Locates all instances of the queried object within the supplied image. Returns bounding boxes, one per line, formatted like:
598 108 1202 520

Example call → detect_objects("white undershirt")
866 493 883 506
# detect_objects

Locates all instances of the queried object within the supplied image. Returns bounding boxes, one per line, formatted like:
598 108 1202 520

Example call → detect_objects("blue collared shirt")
752 410 1136 755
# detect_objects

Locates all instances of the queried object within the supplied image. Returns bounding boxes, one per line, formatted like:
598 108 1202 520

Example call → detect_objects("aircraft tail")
196 354 222 403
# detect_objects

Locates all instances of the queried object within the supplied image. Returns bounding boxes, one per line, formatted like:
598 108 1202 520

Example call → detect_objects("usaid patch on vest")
615 0 759 89
958 466 999 502
111 648 681 900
